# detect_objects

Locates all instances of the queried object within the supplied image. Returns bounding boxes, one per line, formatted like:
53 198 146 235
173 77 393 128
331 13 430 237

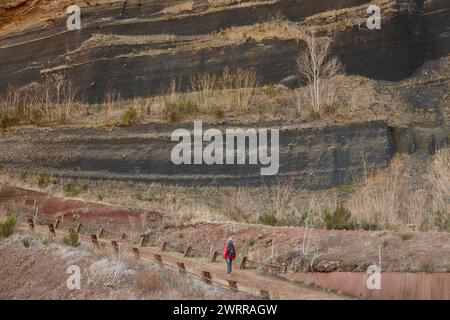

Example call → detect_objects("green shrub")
0 214 17 238
136 192 144 201
259 211 277 226
97 193 105 201
211 105 225 119
248 237 256 247
323 207 355 230
64 181 80 197
163 100 199 122
22 238 32 248
62 231 80 247
0 114 19 129
359 221 379 231
38 171 51 188
122 107 139 125
0 163 5 172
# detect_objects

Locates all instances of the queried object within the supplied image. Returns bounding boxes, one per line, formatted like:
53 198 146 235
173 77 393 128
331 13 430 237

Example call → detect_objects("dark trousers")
226 258 233 274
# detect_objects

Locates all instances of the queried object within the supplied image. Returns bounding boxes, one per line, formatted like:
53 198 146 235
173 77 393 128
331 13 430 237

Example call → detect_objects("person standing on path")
223 237 237 277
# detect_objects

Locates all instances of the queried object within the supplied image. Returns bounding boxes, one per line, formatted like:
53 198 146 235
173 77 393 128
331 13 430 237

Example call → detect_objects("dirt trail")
23 223 347 300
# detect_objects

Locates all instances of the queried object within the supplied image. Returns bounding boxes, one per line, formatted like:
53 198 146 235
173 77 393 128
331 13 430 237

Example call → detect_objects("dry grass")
346 155 418 229
189 67 258 112
425 148 450 231
161 1 194 16
0 74 78 128
346 152 449 231
1 149 448 233
135 268 165 293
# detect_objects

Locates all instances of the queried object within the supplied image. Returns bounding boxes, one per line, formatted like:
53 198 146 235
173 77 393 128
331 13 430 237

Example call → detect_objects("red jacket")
223 241 236 260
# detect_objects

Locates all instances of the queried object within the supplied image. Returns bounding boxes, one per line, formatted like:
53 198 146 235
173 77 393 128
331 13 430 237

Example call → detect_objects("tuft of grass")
41 237 53 246
136 192 165 203
421 259 437 273
81 180 89 192
22 238 32 248
263 83 278 97
163 100 199 122
248 237 256 247
0 214 17 238
259 211 277 226
136 191 145 201
62 231 80 247
0 114 19 129
64 181 80 197
135 269 165 292
0 163 5 172
122 107 139 125
309 111 321 120
360 221 379 231
432 210 450 232
18 170 27 181
211 105 225 119
97 193 105 201
38 171 51 188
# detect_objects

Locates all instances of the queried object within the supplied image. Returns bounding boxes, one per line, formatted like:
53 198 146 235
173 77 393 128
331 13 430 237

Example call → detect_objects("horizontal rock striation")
0 121 396 189
0 0 448 102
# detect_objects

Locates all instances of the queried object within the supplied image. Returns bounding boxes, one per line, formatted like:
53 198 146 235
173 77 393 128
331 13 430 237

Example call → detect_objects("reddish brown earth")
15 223 346 300
2 184 449 274
1 185 449 299
0 233 250 300
0 184 163 231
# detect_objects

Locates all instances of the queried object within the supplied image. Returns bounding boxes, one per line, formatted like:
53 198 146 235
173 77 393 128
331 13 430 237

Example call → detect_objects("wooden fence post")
183 246 192 258
239 256 248 270
27 218 34 232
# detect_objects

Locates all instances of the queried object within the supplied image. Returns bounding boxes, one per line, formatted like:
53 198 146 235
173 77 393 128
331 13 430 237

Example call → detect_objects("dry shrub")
0 74 77 127
220 67 257 111
296 30 343 113
175 202 218 223
425 148 450 231
104 89 121 120
190 67 257 112
135 269 165 293
190 72 218 111
222 188 253 222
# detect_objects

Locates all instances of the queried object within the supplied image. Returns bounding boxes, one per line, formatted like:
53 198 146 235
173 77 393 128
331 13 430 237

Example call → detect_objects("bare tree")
296 30 343 113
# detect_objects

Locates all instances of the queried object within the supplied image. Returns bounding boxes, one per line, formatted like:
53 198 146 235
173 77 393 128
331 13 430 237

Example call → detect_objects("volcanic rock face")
0 121 395 188
0 0 449 103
